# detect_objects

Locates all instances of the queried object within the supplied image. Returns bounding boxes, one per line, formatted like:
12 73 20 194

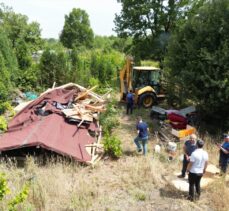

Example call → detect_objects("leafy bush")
165 0 229 130
89 77 100 87
103 134 122 158
0 173 30 210
0 116 7 132
8 183 30 211
141 60 160 67
0 173 10 201
99 100 119 133
0 101 15 116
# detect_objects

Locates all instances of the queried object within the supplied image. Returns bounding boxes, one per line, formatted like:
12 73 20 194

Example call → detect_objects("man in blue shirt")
126 90 134 114
178 134 197 178
217 134 229 173
134 116 149 155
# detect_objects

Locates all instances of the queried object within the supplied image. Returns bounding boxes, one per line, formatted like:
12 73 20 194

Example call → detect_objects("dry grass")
204 178 229 211
0 103 228 211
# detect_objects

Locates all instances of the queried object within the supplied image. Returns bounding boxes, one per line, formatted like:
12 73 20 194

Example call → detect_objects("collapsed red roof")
0 84 104 163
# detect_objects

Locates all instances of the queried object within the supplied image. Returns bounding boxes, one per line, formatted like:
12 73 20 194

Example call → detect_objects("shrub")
103 134 122 158
0 101 15 116
165 0 229 130
89 77 100 87
0 116 7 132
8 183 30 211
0 173 10 201
0 173 30 210
99 100 119 133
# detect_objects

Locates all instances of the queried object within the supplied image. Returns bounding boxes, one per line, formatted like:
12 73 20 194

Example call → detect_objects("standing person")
217 134 229 174
134 116 149 155
126 90 134 114
178 134 197 178
187 140 208 201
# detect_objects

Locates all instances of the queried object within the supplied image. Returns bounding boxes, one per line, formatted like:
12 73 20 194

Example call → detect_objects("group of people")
132 116 228 202
177 134 208 201
126 90 228 201
177 133 229 201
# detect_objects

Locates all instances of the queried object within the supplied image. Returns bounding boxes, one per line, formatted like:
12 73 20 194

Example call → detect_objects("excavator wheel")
139 93 157 108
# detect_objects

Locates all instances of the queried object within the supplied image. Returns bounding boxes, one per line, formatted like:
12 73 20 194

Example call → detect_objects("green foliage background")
164 0 229 129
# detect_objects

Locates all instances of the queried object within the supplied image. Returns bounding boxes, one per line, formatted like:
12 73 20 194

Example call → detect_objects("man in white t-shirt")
187 139 208 201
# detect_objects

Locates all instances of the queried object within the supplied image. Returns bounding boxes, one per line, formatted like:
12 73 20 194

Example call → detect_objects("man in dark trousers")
217 134 229 174
178 134 197 178
134 116 149 155
126 90 134 114
187 140 208 201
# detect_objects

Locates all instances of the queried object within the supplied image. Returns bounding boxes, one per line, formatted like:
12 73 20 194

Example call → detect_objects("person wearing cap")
187 140 208 201
217 134 229 173
178 134 197 178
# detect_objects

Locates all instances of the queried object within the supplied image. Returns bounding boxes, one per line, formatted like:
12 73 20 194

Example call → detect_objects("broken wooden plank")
74 86 97 101
77 119 84 128
85 104 106 112
52 81 56 89
85 143 103 148
62 109 93 122
159 131 171 142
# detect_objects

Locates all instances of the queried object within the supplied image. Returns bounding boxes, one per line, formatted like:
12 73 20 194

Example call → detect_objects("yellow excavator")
120 56 165 108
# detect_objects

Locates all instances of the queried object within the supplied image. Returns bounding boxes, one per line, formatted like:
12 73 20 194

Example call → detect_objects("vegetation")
165 0 229 130
0 0 228 209
39 47 72 88
114 0 205 60
0 116 7 132
0 173 9 200
60 8 94 49
0 173 30 211
0 29 16 103
103 134 122 158
99 100 120 133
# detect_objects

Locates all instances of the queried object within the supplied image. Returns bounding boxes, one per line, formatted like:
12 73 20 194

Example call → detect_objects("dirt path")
105 103 213 211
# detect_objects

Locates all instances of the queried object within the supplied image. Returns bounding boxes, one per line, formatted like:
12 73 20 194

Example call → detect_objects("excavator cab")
132 67 161 94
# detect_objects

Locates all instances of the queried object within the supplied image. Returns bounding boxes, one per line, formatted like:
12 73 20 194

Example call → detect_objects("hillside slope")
0 103 228 211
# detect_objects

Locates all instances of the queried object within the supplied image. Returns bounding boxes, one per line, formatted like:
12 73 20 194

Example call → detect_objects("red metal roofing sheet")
0 87 98 162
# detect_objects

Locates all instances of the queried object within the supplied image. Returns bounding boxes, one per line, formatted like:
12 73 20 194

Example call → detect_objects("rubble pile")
0 83 107 164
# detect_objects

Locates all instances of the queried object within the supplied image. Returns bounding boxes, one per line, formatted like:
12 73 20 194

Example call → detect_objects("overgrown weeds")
99 98 120 133
205 178 229 211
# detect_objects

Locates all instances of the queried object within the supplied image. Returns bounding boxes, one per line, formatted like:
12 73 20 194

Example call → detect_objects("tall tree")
0 5 43 53
0 29 17 102
165 0 229 129
60 8 94 49
0 3 43 89
114 0 205 60
39 48 71 88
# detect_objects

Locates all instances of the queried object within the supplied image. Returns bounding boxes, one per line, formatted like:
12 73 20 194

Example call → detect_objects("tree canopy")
165 0 229 129
0 29 17 102
60 8 94 49
0 4 43 90
114 0 205 60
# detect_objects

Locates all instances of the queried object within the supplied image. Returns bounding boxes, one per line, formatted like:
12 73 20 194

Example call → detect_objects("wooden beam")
75 86 97 101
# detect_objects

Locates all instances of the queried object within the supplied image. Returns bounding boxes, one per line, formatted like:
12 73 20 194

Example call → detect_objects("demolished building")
0 83 106 164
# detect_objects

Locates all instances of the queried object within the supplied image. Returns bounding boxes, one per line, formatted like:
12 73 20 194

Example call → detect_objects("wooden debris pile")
7 83 109 165
48 83 108 165
60 84 106 124
59 83 107 165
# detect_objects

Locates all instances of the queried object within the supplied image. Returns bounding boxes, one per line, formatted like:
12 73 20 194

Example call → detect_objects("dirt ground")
108 103 216 211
